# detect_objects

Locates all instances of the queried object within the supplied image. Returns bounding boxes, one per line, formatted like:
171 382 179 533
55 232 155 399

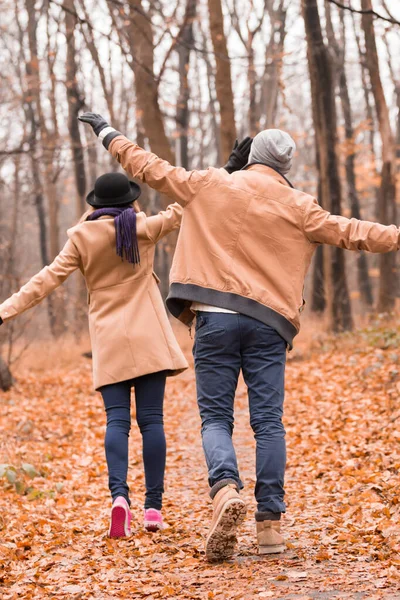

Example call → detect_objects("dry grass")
7 310 400 375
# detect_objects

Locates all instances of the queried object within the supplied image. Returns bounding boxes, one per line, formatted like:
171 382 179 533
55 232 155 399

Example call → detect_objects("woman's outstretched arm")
78 113 213 207
0 239 80 324
145 203 183 243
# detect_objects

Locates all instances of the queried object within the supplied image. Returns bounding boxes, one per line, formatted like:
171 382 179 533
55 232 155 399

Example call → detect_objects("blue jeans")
193 312 286 515
99 371 167 510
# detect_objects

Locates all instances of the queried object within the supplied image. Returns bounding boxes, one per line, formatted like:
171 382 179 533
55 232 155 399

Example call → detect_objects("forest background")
0 0 400 372
2 2 400 597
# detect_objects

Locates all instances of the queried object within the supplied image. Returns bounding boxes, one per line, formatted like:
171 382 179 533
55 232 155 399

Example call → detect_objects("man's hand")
223 137 253 173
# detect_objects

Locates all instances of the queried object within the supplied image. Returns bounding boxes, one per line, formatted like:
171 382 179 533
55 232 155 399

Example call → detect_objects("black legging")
99 371 167 510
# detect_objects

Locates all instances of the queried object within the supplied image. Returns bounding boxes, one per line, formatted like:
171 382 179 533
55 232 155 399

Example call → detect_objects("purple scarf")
87 207 140 265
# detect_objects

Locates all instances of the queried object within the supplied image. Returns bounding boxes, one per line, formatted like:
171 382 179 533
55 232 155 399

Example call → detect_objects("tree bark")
311 179 326 313
199 21 222 165
45 8 68 332
325 2 373 307
230 1 266 137
78 0 117 127
247 42 258 137
382 32 400 161
382 30 400 296
123 0 174 167
340 58 374 307
207 0 236 161
24 0 64 336
0 356 13 391
115 0 179 299
64 0 87 217
361 0 397 313
176 0 196 169
260 1 287 129
64 0 88 330
302 0 353 331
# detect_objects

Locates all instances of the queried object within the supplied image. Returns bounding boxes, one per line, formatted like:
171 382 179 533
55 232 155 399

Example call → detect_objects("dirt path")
1 334 400 598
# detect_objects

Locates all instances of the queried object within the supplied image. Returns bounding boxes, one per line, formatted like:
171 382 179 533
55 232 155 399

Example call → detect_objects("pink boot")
108 496 132 538
144 508 163 532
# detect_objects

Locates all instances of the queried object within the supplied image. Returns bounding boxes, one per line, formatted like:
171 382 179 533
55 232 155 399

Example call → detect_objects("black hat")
86 173 141 207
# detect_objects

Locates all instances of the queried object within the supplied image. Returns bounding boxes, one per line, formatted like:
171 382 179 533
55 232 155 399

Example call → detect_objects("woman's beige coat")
0 204 188 389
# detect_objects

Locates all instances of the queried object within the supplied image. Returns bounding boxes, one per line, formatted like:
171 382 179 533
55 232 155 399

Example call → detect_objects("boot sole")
205 498 247 562
258 543 286 555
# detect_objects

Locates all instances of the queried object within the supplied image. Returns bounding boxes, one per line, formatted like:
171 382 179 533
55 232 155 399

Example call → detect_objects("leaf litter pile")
1 325 400 599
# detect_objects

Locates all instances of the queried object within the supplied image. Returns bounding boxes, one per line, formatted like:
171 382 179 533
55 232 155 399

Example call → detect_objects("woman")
0 172 188 538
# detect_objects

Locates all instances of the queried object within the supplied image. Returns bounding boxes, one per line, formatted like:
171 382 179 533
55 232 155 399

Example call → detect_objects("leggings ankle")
99 371 167 510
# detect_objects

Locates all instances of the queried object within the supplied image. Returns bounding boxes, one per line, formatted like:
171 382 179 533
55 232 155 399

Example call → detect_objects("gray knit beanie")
248 129 296 174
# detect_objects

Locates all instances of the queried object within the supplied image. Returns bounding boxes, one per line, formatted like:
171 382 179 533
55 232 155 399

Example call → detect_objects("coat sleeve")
0 239 81 322
145 203 183 243
108 135 213 207
303 197 400 252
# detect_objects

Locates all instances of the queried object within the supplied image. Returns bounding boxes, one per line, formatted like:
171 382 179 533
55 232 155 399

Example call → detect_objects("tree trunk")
260 1 287 129
45 8 67 333
339 64 374 307
351 13 377 162
207 0 236 162
247 41 258 137
64 0 88 330
361 0 397 313
302 0 353 331
85 131 98 188
325 2 373 307
64 0 87 217
200 22 222 165
176 0 196 169
0 356 13 391
24 0 63 337
78 0 117 127
118 0 179 299
123 0 174 167
383 30 400 297
311 180 326 313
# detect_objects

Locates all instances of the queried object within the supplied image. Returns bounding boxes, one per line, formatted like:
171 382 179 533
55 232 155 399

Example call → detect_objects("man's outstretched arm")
303 196 400 252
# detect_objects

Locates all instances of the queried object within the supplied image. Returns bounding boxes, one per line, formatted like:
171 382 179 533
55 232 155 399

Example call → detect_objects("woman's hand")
79 112 121 149
78 112 110 136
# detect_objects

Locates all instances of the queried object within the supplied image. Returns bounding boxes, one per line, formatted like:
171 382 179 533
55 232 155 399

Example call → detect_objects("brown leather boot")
257 520 286 555
205 484 247 562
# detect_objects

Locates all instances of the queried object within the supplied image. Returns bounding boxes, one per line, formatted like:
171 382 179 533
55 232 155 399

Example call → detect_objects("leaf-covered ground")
1 326 400 599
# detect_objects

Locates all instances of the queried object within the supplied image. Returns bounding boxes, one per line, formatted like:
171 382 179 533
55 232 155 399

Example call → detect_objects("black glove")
78 112 109 136
78 112 122 149
0 317 3 325
223 136 253 173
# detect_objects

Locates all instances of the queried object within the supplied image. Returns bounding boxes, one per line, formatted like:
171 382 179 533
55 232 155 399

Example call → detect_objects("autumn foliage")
1 323 400 598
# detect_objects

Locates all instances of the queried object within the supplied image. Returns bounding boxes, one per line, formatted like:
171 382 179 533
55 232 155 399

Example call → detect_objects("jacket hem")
94 365 187 391
166 283 297 349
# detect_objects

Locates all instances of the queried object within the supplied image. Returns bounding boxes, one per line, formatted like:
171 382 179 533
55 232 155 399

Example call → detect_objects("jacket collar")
243 163 294 189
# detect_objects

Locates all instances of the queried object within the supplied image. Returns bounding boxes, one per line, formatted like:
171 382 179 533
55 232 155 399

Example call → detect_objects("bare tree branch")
326 0 400 26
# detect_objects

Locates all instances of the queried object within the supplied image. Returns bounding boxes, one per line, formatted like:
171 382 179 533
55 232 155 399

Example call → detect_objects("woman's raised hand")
78 113 110 136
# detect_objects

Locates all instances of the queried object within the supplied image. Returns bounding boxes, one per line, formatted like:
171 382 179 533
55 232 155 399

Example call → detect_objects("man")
79 113 400 561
